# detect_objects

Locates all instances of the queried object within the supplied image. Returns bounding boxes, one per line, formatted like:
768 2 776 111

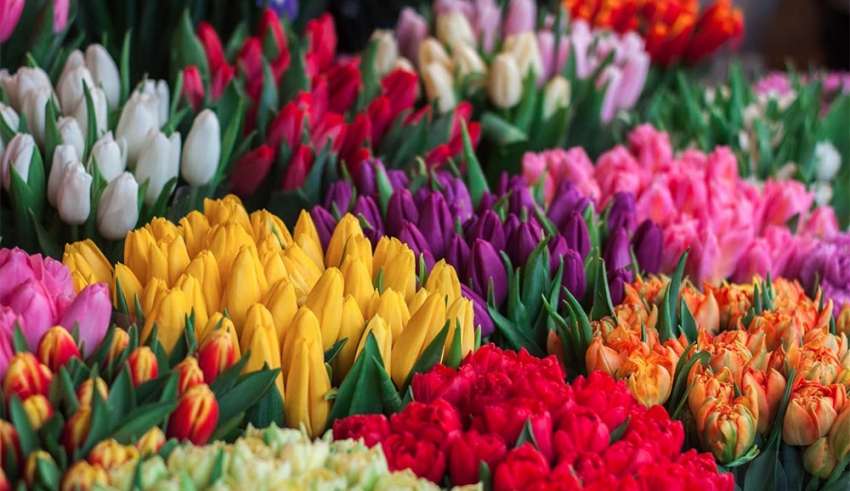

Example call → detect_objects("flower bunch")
334 344 733 489
562 0 744 65
311 159 662 357
0 46 233 254
80 425 454 491
523 124 839 285
555 269 850 484
65 195 479 438
0 247 111 375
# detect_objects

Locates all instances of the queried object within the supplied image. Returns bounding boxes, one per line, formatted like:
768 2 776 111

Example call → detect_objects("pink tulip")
537 31 570 81
732 239 773 283
474 0 500 52
5 279 57 349
705 146 739 184
661 218 701 274
0 307 17 378
636 179 676 227
616 38 650 110
628 124 673 172
594 146 643 207
759 180 814 231
0 248 74 313
58 283 111 356
0 0 24 42
598 65 623 123
502 0 535 37
690 224 720 284
53 0 69 32
396 7 428 63
801 207 839 239
570 20 594 79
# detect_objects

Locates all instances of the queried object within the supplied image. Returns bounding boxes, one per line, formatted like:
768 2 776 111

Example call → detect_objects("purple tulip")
395 7 428 63
561 247 586 301
310 206 337 249
470 239 507 307
537 30 570 80
353 195 384 243
604 226 632 273
418 193 454 257
399 221 435 270
632 219 662 274
607 192 637 234
323 181 353 216
548 181 589 229
387 169 409 191
352 160 377 196
608 267 632 305
503 0 536 36
548 234 570 271
469 210 506 251
446 233 471 276
436 171 473 223
386 189 419 237
508 220 544 266
560 211 590 259
476 192 497 214
503 214 521 242
461 284 495 337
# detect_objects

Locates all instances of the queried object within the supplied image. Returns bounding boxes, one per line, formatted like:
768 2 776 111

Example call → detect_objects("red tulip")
684 0 743 63
381 69 419 115
37 326 81 372
126 346 158 387
305 13 337 77
210 63 234 101
324 61 362 114
281 146 314 191
259 8 290 79
311 112 346 154
339 113 371 167
267 101 308 153
174 356 204 394
182 65 205 111
197 21 227 72
238 36 264 101
230 144 275 196
449 431 508 485
167 384 219 445
332 414 390 447
3 353 52 401
197 329 238 383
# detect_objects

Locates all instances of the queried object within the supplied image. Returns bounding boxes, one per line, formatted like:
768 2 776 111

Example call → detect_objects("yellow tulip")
207 222 257 282
184 250 222 315
368 288 410 339
281 244 323 302
284 334 331 438
62 240 113 291
425 260 461 304
178 210 211 258
281 307 321 378
174 274 209 330
343 234 373 277
293 210 324 270
251 209 292 247
374 237 415 301
356 315 393 374
160 235 191 286
304 267 344 350
124 227 165 284
326 214 365 268
391 292 447 387
221 246 268 331
241 304 284 397
113 263 142 310
142 288 191 353
263 279 298 343
445 297 474 359
204 195 251 231
199 313 241 359
407 288 430 316
258 241 288 288
146 217 180 242
696 398 757 464
342 258 376 314
140 277 168 316
623 353 673 407
334 295 366 381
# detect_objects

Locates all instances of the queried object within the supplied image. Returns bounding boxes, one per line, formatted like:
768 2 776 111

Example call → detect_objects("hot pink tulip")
53 0 69 32
801 207 839 239
628 126 673 173
759 180 814 231
58 283 111 356
0 306 20 377
594 146 643 207
0 0 24 42
5 280 56 349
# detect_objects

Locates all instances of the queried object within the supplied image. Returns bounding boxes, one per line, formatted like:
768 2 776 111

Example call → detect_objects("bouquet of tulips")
334 344 734 489
393 0 651 175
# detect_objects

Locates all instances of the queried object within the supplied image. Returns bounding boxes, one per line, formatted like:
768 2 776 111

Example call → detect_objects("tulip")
371 29 398 76
181 109 220 187
174 356 204 394
632 219 662 275
503 0 536 36
22 394 53 430
803 437 837 478
57 116 85 158
453 44 486 81
418 37 452 71
24 451 54 487
115 91 161 165
94 171 139 240
76 377 108 407
135 130 181 205
167 384 219 444
197 326 238 384
57 63 94 115
102 329 129 368
386 189 419 237
783 382 846 446
0 420 19 471
503 32 544 80
487 53 521 109
304 267 345 349
88 439 139 471
508 221 543 267
417 193 454 258
60 461 106 491
72 85 108 140
84 44 120 109
604 227 632 273
623 353 672 407
230 144 274 196
0 0 23 42
695 399 758 464
422 62 456 114
63 239 113 288
37 326 80 372
445 234 471 274
89 132 127 182
470 239 508 306
607 192 637 234
1 132 35 191
561 210 591 259
425 260 462 305
3 353 52 401
57 161 92 225
334 295 367 380
135 427 166 456
391 292 447 386
741 368 785 433
240 304 284 397
3 66 52 111
284 322 332 438
126 346 158 387
396 7 428 63
46 145 77 210
353 196 384 243
374 237 416 301
0 102 19 147
323 181 353 216
561 247 587 301
356 314 393 372
325 214 365 268
436 11 475 50
138 79 169 126
182 65 204 111
399 221 435 271
445 297 475 358
63 406 91 453
294 210 326 270
542 76 570 119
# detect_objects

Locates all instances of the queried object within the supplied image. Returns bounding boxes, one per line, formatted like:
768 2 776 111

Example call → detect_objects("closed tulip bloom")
142 288 192 353
426 260 462 304
285 331 331 438
632 219 662 275
181 109 220 187
470 239 508 306
325 214 365 268
418 193 453 258
184 251 221 315
1 132 34 190
71 85 108 140
206 224 255 283
436 11 475 50
96 172 140 240
102 329 128 369
342 258 376 315
60 461 106 491
138 79 169 126
57 116 85 159
784 382 847 446
75 377 108 408
561 247 586 301
391 292 447 386
624 354 673 407
697 399 757 464
503 0 536 36
334 295 367 380
47 145 77 209
422 62 456 114
323 181 353 216
204 194 251 229
116 92 161 165
262 280 298 342
167 384 219 445
63 239 113 288
174 274 209 329
222 246 268 329
294 210 325 270
488 53 522 109
62 407 91 454
22 395 53 430
453 44 487 81
542 76 570 119
374 237 416 301
282 245 323 302
135 130 181 205
802 437 836 478
369 288 410 340
356 315 393 372
418 37 452 71
59 283 109 356
371 30 398 76
386 189 419 237
561 210 591 259
134 427 166 457
342 234 374 275
469 210 506 252
197 325 239 384
57 64 94 115
241 304 284 397
37 326 80 372
304 268 345 349
741 368 786 433
604 227 632 273
353 196 384 243
0 0 23 43
88 439 140 471
89 132 127 182
57 161 92 225
829 405 850 462
3 353 52 401
445 297 474 358
84 44 120 109
399 221 435 271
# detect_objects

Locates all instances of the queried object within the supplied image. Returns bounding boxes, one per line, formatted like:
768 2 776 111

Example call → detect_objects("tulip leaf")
666 346 708 418
461 120 489 208
778 443 804 491
479 461 492 491
279 43 309 105
12 323 28 353
659 252 688 341
246 387 285 428
82 81 99 162
609 417 630 444
110 400 177 444
520 238 550 327
119 30 132 105
329 333 396 421
43 98 61 168
589 258 615 321
514 419 540 450
80 387 112 456
216 369 280 424
401 323 450 391
354 39 379 112
170 9 209 80
825 455 850 490
445 321 464 369
488 289 545 357
376 357 403 414
257 60 279 137
35 454 61 490
513 70 539 134
0 105 17 144
209 413 245 443
58 367 80 414
209 355 250 395
8 397 38 456
215 97 245 186
39 415 67 470
207 449 227 487
375 164 394 216
324 338 347 364
678 300 698 344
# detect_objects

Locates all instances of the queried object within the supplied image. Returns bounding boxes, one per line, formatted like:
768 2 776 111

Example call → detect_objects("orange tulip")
696 398 757 464
783 381 847 446
87 438 139 470
741 367 786 433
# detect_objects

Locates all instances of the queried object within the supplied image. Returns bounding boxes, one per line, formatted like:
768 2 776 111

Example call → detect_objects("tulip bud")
174 356 205 394
304 267 345 349
323 181 354 216
240 304 284 397
426 260 462 304
342 258 376 315
22 395 53 430
221 246 267 329
542 76 570 119
453 44 487 81
334 296 367 380
4 353 52 401
96 172 140 240
355 315 393 372
0 420 20 470
142 287 193 353
57 64 94 114
0 102 19 138
135 427 166 456
4 66 52 112
182 65 205 111
374 237 416 301
57 116 85 159
72 85 108 140
181 109 220 187
138 79 170 126
488 54 521 109
561 247 587 301
294 210 326 270
76 377 108 407
561 210 591 259
167 384 219 444
325 214 365 268
445 297 474 358
37 326 81 371
84 44 120 109
25 451 56 488
436 11 475 50
1 132 35 191
284 327 331 438
470 239 508 307
197 326 239 384
829 405 850 462
88 439 139 473
398 221 435 271
386 189 419 237
503 32 544 80
115 92 161 165
632 219 662 275
391 292 447 386
135 129 181 205
57 160 92 225
103 329 129 368
63 406 92 453
604 226 632 274
422 62 456 114
371 30 398 76
804 437 837 478
418 37 452 71
504 0 536 37
61 461 107 491
696 399 757 464
90 132 127 183
126 346 158 386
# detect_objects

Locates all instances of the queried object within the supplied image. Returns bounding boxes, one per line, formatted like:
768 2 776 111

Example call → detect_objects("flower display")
334 344 733 489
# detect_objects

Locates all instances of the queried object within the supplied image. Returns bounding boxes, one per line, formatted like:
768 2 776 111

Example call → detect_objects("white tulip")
97 172 139 240
56 64 95 115
89 132 127 182
0 103 20 155
48 144 78 206
436 11 475 51
71 85 108 141
394 57 416 73
542 76 570 119
57 161 92 225
1 133 35 190
488 54 522 109
3 67 52 111
814 141 842 182
452 44 486 80
115 91 160 166
371 30 399 77
503 32 544 81
418 38 452 72
59 50 85 83
181 110 220 187
85 44 121 109
57 116 85 159
134 129 180 205
139 79 170 126
20 88 51 146
422 62 456 114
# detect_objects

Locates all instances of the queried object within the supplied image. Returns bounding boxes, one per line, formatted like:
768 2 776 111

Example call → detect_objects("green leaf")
329 333 399 422
12 323 28 352
256 59 279 136
514 419 540 450
461 120 489 207
246 385 285 428
445 322 464 369
8 397 38 455
43 98 62 168
679 300 698 343
111 400 177 443
119 30 132 105
216 369 280 423
609 417 629 443
170 9 210 80
401 323 449 391
589 258 615 321
324 338 347 364
81 81 98 162
279 43 308 104
209 355 250 395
